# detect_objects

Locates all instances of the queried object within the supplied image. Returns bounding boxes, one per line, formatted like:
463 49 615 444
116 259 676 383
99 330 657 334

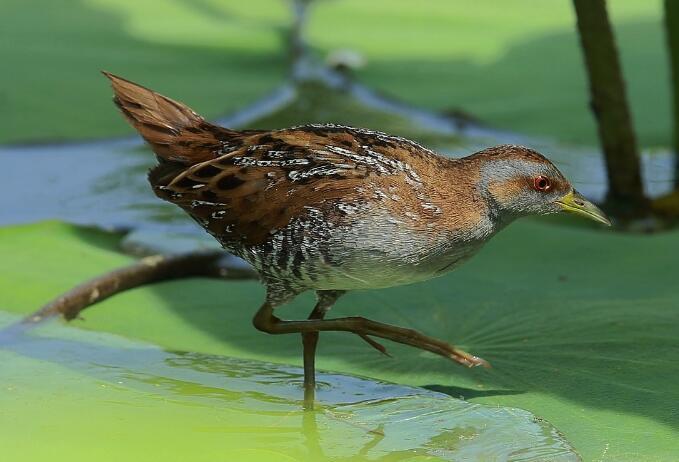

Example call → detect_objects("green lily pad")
2 220 679 460
0 311 578 461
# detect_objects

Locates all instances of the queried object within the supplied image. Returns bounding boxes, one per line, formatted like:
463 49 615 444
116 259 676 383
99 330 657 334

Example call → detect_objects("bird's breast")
234 202 491 291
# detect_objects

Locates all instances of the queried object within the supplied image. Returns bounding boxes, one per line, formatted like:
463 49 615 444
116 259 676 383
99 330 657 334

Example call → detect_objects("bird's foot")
253 302 491 368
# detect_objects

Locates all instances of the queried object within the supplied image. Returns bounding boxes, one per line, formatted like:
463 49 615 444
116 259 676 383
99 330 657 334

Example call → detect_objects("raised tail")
102 71 237 165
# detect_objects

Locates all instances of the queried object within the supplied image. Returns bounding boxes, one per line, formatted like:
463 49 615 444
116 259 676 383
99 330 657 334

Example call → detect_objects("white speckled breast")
238 203 495 292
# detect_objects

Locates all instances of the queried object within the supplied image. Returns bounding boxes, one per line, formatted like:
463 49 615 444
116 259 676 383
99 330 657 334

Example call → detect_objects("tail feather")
102 71 234 164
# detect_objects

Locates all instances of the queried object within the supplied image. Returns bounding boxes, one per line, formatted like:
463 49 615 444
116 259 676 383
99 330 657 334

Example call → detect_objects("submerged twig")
23 251 258 324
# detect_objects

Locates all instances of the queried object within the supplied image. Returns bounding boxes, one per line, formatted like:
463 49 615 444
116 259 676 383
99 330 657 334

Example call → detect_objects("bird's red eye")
534 176 551 192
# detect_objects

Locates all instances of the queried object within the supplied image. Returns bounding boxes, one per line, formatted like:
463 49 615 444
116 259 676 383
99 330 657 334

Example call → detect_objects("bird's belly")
236 205 490 292
309 245 480 290
304 210 485 290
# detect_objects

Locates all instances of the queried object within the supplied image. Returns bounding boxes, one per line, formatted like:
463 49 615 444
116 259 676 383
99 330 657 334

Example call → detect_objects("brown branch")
572 0 648 217
665 0 679 189
22 251 258 324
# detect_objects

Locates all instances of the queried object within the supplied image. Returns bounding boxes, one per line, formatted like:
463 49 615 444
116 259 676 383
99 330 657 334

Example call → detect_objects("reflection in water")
0 312 579 461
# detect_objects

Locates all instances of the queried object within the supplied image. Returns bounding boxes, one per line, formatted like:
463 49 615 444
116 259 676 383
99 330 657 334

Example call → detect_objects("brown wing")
151 129 424 246
103 73 446 245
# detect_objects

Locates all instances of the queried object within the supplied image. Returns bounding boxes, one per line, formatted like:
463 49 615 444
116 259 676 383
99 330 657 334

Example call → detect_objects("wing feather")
152 138 378 245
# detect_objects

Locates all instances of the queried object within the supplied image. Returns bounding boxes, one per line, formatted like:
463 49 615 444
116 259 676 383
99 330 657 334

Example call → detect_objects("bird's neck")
441 157 525 237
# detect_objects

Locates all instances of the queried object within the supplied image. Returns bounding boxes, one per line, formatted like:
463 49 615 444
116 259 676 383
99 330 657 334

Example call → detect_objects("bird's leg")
253 301 489 369
302 290 345 408
302 307 323 408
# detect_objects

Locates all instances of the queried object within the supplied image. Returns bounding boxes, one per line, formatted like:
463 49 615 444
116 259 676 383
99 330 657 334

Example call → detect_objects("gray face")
480 158 572 219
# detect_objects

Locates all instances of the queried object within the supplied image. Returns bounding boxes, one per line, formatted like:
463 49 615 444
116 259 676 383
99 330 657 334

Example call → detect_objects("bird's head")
473 145 611 226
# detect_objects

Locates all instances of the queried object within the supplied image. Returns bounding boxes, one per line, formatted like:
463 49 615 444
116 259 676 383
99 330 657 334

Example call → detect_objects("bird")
103 72 611 405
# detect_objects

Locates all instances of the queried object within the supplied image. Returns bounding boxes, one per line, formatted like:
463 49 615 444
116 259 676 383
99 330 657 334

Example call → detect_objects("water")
0 312 580 461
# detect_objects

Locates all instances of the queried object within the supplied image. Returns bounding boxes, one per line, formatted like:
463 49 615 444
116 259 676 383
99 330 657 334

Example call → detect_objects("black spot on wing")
201 190 217 200
193 164 222 178
217 174 246 190
174 176 202 188
258 134 275 144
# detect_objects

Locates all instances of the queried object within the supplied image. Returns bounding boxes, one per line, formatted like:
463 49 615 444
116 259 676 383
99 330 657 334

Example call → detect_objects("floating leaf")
2 220 679 460
0 312 578 461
